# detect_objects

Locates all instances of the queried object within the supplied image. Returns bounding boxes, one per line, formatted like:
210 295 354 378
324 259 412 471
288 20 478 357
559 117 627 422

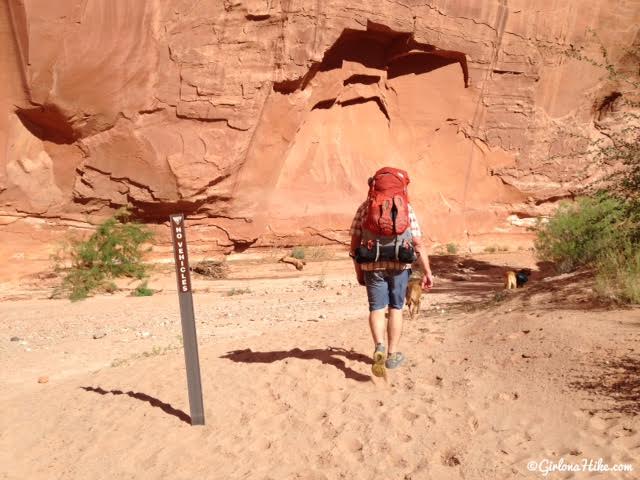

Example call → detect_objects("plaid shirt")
350 201 422 271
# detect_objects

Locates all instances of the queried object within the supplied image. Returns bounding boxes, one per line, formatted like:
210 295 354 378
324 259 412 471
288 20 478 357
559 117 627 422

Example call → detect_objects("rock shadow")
273 20 468 93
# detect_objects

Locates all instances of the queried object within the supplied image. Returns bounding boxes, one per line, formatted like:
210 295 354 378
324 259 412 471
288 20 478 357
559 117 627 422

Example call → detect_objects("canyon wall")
1 0 639 273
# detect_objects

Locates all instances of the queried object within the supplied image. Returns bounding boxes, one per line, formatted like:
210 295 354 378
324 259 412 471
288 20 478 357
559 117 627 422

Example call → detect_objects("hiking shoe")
371 343 387 378
385 352 405 369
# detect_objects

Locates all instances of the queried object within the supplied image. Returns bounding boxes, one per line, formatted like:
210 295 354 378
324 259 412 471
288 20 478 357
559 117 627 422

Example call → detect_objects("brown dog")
405 278 423 319
504 270 517 290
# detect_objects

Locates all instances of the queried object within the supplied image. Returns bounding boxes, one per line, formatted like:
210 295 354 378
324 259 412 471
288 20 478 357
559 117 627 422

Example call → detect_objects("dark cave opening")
343 74 380 86
272 21 468 93
15 105 77 145
595 91 623 121
387 52 459 80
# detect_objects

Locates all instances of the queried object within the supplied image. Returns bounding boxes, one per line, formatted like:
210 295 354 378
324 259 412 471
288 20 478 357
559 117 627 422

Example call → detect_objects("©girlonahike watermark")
527 458 634 476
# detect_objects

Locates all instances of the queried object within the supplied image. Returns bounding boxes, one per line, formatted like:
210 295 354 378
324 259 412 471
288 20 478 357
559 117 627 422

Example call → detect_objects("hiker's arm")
413 237 434 290
350 235 365 286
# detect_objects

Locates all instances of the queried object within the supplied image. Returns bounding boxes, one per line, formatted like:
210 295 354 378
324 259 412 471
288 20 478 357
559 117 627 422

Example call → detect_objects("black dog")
516 269 531 287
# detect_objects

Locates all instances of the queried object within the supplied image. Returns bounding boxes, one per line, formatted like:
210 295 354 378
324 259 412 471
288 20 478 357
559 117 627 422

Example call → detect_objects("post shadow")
80 386 192 425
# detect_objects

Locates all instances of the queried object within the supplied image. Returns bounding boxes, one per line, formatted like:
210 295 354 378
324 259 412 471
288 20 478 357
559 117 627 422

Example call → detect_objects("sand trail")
1 254 639 479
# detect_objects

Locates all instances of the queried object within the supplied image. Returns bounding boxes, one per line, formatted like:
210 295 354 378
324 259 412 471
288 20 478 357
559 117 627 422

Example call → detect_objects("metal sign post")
170 213 205 426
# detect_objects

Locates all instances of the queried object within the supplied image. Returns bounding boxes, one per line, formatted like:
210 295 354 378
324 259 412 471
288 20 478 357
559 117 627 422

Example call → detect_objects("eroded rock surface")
1 0 639 273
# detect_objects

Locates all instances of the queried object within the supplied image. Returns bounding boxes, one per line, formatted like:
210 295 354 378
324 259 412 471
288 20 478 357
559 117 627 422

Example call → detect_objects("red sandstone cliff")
1 0 639 273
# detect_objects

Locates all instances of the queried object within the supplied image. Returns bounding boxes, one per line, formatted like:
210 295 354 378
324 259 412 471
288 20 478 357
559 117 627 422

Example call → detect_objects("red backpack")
363 167 410 235
355 167 416 264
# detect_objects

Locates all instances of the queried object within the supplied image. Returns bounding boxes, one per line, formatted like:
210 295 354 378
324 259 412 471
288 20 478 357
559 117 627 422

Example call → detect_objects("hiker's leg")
369 309 386 345
387 269 410 353
364 270 388 345
387 307 403 354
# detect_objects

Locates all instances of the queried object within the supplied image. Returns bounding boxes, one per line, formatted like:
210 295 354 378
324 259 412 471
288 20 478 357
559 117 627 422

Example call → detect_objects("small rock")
93 332 107 340
38 376 49 384
10 336 21 342
451 273 471 281
318 314 326 319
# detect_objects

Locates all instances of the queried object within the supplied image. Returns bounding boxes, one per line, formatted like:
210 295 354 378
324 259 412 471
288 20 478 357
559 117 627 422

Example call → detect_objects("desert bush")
535 195 632 273
227 287 251 296
535 37 640 302
54 208 154 301
484 245 497 253
131 281 154 297
305 246 334 261
291 246 306 260
595 242 640 303
192 259 229 279
446 243 458 254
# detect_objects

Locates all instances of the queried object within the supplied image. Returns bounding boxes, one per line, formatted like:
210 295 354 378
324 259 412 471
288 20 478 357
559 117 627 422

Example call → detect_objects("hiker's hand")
354 262 365 286
422 272 434 290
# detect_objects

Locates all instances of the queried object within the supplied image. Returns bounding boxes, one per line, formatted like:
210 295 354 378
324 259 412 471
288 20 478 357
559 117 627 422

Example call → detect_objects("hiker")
349 167 433 377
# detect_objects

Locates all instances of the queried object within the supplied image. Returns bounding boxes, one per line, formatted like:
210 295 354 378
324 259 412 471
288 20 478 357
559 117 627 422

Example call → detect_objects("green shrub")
54 208 154 301
595 242 640 303
227 287 251 296
291 246 306 260
534 195 631 273
446 243 458 254
305 246 334 261
131 281 154 297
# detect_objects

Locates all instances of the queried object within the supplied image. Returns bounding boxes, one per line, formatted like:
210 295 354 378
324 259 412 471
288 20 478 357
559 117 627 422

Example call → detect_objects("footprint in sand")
402 409 420 422
315 450 334 467
392 454 409 469
438 447 463 467
494 392 519 401
588 414 612 431
403 377 416 391
467 416 479 432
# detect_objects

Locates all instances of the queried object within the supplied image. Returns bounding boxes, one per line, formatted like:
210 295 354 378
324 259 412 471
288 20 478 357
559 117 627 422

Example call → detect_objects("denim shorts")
364 269 410 312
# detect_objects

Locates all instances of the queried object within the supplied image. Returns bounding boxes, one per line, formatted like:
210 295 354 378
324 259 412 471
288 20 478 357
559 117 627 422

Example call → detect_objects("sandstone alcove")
233 22 519 240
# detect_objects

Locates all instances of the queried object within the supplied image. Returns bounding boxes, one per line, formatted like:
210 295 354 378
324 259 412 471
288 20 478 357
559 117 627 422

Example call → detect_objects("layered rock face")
1 0 639 268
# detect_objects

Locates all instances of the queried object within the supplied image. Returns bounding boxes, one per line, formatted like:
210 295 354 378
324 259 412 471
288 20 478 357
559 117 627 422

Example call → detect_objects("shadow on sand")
427 255 611 312
221 347 372 382
569 356 640 416
80 386 191 425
